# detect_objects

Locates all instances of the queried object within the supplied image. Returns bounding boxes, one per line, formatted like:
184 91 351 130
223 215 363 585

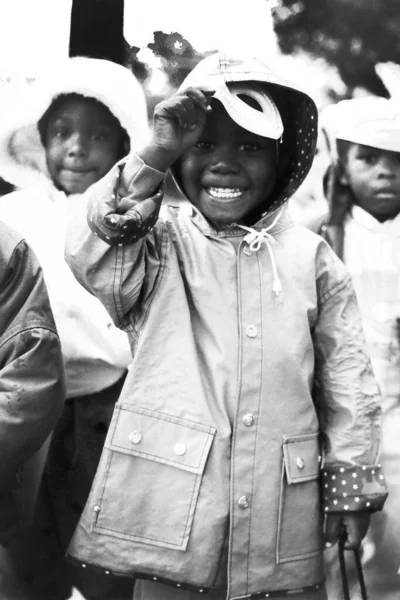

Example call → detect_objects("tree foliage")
127 31 214 95
273 0 400 96
126 45 151 83
147 31 212 87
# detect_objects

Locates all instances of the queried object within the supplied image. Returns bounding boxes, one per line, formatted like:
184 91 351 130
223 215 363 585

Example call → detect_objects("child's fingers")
324 512 341 548
180 92 209 131
324 513 371 551
183 86 212 112
176 97 201 129
341 513 370 550
159 95 203 130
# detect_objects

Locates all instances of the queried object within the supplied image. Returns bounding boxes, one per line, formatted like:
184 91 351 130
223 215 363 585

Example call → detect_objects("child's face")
341 143 400 222
177 101 277 225
44 96 122 194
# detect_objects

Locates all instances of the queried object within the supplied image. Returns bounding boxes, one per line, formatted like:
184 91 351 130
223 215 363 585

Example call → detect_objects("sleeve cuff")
87 161 164 247
119 152 166 199
322 464 388 513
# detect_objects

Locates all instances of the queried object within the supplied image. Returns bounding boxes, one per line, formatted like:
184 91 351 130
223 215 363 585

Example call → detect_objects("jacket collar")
350 204 400 234
0 58 149 190
188 201 293 238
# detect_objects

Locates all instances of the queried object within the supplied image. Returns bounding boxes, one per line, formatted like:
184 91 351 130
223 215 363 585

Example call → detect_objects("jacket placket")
228 241 264 599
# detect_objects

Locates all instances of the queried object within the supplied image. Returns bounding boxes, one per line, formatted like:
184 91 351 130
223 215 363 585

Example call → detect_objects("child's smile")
206 187 244 199
178 101 277 225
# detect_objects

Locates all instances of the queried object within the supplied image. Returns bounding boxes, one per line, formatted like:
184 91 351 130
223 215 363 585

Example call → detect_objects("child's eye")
239 143 261 152
195 141 213 151
360 153 378 165
53 127 69 139
92 132 108 141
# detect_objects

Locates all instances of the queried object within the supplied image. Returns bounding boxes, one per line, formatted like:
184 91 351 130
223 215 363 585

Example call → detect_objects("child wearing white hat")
321 96 400 600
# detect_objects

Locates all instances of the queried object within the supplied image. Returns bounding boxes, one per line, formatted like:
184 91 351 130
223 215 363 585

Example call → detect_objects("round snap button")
296 457 305 470
242 413 255 427
93 505 101 513
128 430 142 444
245 325 257 338
238 495 249 509
174 442 187 456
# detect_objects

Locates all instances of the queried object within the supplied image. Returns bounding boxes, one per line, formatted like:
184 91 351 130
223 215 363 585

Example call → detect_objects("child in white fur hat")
0 56 149 600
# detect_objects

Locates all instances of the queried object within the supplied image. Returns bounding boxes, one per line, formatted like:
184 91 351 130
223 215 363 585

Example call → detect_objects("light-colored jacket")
0 222 65 538
65 55 387 598
342 206 400 415
0 57 149 397
319 98 400 415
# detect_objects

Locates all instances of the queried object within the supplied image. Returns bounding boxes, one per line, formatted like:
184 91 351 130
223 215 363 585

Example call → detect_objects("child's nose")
209 148 240 174
377 155 397 177
67 134 88 156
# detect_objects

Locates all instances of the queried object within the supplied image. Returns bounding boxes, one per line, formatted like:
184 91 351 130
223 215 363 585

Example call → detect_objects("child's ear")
337 162 349 186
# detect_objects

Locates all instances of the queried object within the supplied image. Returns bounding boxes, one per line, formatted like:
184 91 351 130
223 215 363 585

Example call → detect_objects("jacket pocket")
91 404 216 551
276 432 324 563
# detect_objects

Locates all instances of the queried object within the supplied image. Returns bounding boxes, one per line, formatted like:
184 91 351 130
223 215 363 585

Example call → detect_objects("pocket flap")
107 403 216 474
283 433 321 484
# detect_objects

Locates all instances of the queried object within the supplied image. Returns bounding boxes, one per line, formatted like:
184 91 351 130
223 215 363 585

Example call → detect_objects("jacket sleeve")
0 234 65 535
65 153 167 330
312 240 388 514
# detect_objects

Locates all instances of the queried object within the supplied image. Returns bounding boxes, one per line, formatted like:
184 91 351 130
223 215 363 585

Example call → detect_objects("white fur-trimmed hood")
0 57 149 190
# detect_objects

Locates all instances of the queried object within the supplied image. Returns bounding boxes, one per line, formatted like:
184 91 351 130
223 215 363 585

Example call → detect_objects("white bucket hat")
334 98 400 154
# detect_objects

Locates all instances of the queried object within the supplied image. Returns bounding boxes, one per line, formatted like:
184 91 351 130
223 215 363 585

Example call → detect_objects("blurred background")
2 1 400 109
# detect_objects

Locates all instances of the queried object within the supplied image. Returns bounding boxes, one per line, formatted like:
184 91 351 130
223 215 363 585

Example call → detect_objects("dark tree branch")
69 0 125 65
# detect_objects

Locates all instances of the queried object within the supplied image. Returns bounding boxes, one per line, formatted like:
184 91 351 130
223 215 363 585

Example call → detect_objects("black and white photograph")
0 2 399 599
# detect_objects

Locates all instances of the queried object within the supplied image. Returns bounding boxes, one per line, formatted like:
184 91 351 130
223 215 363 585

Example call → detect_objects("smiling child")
65 53 387 600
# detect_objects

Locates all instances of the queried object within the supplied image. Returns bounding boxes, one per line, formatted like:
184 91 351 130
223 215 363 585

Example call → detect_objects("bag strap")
338 529 368 600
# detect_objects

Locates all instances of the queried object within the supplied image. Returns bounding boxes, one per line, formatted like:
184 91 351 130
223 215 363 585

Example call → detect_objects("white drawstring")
236 208 284 296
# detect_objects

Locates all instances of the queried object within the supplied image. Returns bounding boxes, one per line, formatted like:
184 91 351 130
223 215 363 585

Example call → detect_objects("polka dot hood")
0 57 149 191
175 52 319 225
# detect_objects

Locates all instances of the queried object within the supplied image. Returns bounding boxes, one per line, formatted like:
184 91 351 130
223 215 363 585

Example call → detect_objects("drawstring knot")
236 208 284 296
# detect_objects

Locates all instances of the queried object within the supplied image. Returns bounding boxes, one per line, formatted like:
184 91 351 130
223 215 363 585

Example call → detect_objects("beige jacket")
65 55 387 598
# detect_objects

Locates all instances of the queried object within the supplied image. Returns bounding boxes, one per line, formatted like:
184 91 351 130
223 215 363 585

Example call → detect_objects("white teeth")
207 187 243 199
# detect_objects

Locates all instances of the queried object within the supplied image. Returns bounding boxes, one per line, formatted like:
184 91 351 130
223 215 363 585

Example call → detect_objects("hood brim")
174 53 318 224
0 57 149 190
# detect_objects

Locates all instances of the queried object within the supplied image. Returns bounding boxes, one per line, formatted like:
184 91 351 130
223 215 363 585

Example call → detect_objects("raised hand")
140 87 211 172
